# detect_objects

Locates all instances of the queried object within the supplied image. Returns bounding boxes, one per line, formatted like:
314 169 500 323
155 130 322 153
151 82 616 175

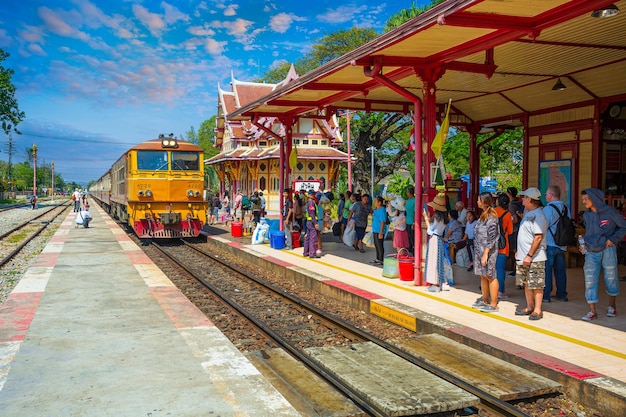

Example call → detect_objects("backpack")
241 195 250 210
212 196 221 209
498 211 508 250
548 203 576 246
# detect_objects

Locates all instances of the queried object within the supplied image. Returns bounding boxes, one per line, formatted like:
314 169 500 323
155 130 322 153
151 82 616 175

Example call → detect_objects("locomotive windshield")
172 152 200 171
137 151 168 171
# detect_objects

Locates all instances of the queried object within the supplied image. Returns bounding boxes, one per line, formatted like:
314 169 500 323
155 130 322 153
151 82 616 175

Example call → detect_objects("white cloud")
19 25 45 43
38 6 90 42
270 13 306 34
161 1 190 24
205 38 227 55
132 4 165 36
28 43 47 56
317 5 368 24
223 5 238 16
188 25 215 37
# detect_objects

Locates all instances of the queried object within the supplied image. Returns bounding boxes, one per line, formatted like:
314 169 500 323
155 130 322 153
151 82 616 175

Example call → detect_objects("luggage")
332 222 341 236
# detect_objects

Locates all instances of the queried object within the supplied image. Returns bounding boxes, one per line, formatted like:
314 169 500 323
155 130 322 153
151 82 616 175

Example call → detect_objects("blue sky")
0 0 426 185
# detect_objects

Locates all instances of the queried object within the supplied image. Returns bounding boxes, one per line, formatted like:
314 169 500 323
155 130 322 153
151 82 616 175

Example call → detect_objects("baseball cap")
519 187 541 200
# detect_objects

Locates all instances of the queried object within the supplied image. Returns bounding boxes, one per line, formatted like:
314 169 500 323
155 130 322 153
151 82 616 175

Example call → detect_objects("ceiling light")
552 78 566 91
591 4 620 18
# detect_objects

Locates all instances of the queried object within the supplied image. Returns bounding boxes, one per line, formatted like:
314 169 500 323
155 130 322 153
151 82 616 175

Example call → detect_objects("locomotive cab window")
137 151 168 171
172 152 200 171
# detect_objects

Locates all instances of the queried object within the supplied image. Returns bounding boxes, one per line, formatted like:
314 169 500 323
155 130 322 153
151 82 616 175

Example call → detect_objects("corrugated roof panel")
455 94 521 121
575 60 626 98
505 79 593 112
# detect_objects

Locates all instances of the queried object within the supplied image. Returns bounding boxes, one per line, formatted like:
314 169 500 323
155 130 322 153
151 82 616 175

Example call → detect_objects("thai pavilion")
208 67 349 213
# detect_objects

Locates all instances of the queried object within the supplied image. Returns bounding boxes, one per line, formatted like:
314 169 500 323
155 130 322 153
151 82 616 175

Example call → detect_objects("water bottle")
578 235 587 255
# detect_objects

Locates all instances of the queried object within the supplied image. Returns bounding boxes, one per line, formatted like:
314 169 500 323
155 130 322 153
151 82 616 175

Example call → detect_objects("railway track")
0 201 71 268
145 239 564 417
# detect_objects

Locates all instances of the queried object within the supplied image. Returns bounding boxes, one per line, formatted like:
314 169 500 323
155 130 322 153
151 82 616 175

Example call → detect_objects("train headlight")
187 190 194 197
161 138 178 148
138 190 144 197
145 189 153 197
194 190 201 197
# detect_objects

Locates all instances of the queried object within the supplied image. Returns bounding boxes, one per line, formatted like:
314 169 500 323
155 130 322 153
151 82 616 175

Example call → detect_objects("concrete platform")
0 206 300 416
205 219 626 417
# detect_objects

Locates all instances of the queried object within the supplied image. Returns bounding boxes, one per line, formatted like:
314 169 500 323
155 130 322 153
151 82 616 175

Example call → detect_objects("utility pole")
32 144 37 200
51 161 55 202
7 134 14 192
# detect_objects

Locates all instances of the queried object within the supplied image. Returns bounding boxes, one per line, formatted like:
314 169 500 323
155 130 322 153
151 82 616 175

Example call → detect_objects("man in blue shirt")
543 185 569 302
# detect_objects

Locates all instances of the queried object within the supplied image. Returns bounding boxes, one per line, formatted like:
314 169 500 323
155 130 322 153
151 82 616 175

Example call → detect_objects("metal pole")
32 144 38 200
366 146 375 197
346 111 352 192
51 161 55 202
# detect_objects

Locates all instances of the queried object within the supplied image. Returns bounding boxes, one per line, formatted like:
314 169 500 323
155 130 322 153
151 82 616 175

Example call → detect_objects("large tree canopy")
255 28 378 84
0 49 25 135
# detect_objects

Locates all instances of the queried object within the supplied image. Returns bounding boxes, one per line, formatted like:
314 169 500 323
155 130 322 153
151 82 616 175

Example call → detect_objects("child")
387 197 409 253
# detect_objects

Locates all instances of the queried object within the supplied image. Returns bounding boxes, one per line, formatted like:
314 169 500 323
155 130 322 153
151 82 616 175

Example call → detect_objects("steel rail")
0 202 72 268
177 240 532 417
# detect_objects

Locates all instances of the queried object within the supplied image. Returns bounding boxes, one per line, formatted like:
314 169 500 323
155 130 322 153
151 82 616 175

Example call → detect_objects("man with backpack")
543 185 570 302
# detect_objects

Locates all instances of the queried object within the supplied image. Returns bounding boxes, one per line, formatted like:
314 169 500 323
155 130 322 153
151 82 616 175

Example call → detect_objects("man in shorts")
514 187 548 321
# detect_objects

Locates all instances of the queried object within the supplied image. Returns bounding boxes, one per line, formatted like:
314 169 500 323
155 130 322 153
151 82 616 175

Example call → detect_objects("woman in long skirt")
424 195 448 291
471 192 500 312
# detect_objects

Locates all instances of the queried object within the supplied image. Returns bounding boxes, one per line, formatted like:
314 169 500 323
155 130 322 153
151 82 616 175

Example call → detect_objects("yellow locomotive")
90 135 208 238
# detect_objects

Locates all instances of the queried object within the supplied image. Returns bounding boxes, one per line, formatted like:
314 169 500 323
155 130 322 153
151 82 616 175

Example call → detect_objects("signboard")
292 180 322 192
539 159 573 211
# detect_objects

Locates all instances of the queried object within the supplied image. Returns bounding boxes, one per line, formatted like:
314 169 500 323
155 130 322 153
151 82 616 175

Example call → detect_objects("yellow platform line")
283 250 626 361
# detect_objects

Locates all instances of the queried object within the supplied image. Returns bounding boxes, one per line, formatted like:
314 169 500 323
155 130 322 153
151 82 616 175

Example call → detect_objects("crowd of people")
444 185 626 322
207 185 626 322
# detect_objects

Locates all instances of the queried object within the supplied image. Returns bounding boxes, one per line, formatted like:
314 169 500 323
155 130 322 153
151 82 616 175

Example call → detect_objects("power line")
15 131 138 146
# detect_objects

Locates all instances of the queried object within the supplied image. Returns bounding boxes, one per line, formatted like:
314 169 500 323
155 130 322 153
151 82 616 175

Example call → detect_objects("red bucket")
398 255 415 281
231 222 243 237
291 231 301 248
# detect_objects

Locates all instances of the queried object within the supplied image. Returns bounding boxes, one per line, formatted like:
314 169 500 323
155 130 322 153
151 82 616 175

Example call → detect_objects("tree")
0 49 25 135
185 126 198 144
255 28 378 83
441 127 523 191
196 116 221 191
338 112 413 194
384 1 446 31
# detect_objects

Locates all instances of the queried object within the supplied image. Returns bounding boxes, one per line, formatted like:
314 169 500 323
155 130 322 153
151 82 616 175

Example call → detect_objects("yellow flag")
289 146 298 169
431 101 451 159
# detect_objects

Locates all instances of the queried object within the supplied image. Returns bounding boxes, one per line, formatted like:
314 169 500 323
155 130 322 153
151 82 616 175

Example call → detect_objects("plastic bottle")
578 235 587 255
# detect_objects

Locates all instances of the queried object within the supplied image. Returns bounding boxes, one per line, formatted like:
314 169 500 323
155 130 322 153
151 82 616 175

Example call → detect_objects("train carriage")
91 136 208 238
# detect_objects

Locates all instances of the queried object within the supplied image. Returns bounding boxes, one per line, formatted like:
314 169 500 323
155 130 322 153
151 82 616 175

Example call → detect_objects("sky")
0 0 428 185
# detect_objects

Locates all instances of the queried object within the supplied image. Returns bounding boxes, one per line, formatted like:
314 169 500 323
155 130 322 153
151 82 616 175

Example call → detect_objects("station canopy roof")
228 0 626 129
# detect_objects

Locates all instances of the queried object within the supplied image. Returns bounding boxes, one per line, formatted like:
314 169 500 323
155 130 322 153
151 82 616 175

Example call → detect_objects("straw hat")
427 195 447 212
391 197 406 212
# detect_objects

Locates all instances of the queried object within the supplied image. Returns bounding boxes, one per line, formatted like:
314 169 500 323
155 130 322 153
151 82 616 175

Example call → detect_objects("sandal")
515 309 532 316
529 312 543 321
359 249 365 253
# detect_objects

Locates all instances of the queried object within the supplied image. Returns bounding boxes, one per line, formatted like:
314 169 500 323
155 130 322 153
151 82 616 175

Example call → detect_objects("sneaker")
426 285 440 292
472 299 487 309
582 312 597 321
497 292 509 300
479 305 499 313
441 283 451 291
607 306 617 317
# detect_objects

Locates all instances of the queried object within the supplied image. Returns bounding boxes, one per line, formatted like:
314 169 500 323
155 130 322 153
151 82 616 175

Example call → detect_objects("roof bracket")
363 56 383 77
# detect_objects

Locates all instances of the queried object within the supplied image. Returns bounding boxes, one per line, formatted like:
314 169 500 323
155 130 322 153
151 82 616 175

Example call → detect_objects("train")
89 135 208 238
